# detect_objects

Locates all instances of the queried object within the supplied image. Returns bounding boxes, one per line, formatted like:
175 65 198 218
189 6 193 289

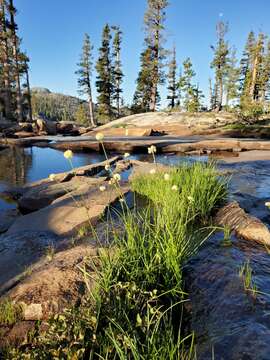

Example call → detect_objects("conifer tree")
19 52 32 121
76 33 95 127
224 47 239 106
133 0 169 112
179 57 202 111
132 48 153 113
250 32 265 100
240 31 269 104
0 0 12 119
167 46 178 109
7 0 23 122
239 31 256 100
111 26 124 118
210 21 230 111
259 39 270 102
96 24 113 122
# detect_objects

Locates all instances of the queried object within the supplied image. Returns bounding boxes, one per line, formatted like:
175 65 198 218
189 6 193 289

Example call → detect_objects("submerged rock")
215 201 270 246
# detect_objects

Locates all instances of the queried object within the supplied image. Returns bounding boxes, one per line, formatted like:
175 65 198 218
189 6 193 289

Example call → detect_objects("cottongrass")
7 162 227 359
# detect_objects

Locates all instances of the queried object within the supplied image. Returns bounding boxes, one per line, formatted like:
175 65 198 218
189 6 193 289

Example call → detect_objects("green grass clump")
7 162 227 359
132 162 227 224
0 299 23 326
239 261 258 298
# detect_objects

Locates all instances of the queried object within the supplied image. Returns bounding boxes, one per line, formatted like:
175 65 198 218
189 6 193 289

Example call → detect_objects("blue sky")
16 0 270 107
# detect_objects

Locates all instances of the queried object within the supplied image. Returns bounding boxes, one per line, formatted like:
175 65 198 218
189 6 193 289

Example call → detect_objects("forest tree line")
0 0 32 122
1 0 270 126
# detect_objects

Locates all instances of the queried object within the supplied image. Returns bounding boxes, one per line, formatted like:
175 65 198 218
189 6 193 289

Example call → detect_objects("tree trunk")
25 61 32 122
0 0 12 119
149 7 160 112
8 0 23 122
88 84 95 127
249 55 258 100
116 50 120 118
219 76 223 110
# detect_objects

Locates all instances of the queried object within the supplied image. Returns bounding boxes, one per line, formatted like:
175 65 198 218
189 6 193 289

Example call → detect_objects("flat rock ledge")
214 201 270 246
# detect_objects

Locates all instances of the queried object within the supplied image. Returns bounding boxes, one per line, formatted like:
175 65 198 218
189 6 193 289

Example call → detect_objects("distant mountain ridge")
31 87 90 124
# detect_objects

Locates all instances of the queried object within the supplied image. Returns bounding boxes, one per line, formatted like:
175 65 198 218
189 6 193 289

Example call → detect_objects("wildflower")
150 168 156 175
187 196 194 202
164 173 170 181
113 173 121 181
148 145 157 154
95 132 104 141
105 164 110 171
99 185 106 192
124 152 130 158
108 179 114 185
49 173 56 182
265 202 270 208
171 185 178 191
64 150 73 159
125 129 129 136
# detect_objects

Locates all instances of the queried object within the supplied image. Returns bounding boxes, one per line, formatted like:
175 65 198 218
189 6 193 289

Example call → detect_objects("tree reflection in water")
0 147 33 186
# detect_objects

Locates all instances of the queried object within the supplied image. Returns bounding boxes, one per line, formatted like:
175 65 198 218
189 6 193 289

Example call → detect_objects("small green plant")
77 224 91 238
221 225 232 247
45 244 55 262
0 299 23 326
239 261 258 298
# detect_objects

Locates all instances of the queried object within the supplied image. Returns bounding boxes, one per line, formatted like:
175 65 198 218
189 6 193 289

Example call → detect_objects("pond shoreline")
1 141 270 355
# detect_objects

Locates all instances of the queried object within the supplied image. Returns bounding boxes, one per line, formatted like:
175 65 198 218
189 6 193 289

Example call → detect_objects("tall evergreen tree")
239 31 256 100
0 0 12 119
19 52 32 122
132 48 153 113
240 31 270 104
167 46 178 109
7 0 23 122
259 39 270 102
76 33 95 127
96 24 113 122
224 47 240 106
111 26 124 118
133 0 169 112
210 21 230 111
179 57 197 111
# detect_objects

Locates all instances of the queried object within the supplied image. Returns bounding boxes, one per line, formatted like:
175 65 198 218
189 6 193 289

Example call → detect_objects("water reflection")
0 147 33 186
0 146 106 210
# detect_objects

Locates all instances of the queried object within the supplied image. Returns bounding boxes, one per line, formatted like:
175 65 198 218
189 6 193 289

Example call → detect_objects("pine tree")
96 24 113 122
111 26 124 118
239 31 256 100
7 0 23 122
224 47 239 106
260 39 270 102
19 52 32 121
179 57 198 111
0 0 12 119
167 46 178 109
250 32 265 100
239 31 270 106
210 21 230 111
76 33 95 127
133 0 169 112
